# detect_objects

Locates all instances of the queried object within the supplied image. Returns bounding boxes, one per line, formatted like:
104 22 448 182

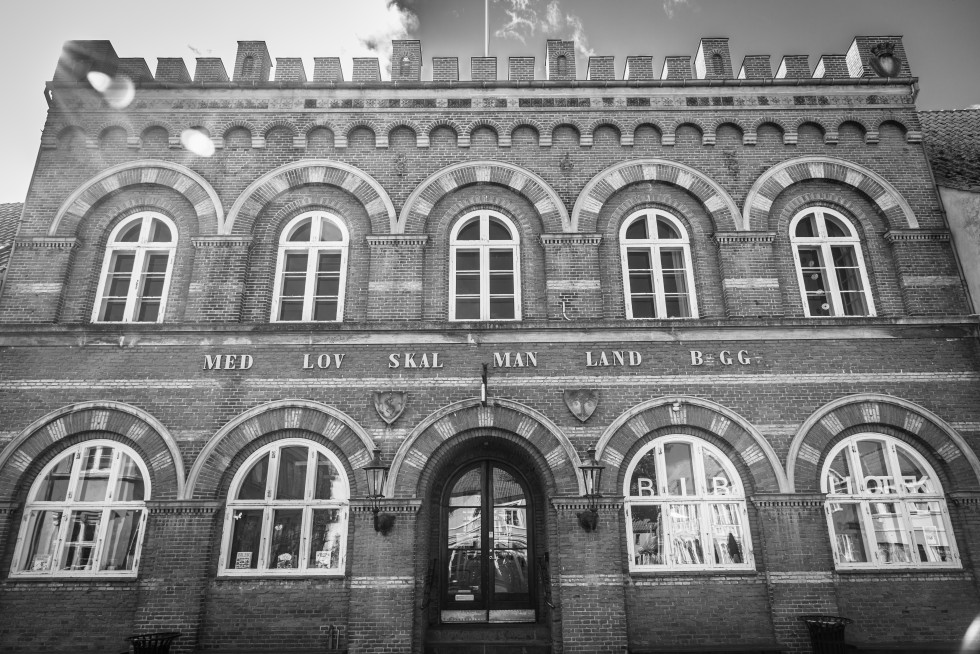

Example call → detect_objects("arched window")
10 441 150 577
219 439 349 576
620 209 698 319
790 208 874 317
822 434 959 568
623 436 753 571
400 55 411 77
449 210 521 321
272 212 349 322
711 52 725 76
241 55 255 77
93 212 176 323
556 55 568 77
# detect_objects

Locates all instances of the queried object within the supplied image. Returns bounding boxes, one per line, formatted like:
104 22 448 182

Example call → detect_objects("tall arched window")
272 212 349 322
219 439 349 576
790 207 874 317
822 434 959 568
450 210 521 321
620 209 698 319
93 212 176 323
10 441 150 577
623 436 753 571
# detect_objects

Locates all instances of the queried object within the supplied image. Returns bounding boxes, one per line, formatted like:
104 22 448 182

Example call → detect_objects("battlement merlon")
49 36 915 86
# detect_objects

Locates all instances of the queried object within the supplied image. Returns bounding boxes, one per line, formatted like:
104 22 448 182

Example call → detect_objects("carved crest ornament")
564 389 598 422
373 391 407 425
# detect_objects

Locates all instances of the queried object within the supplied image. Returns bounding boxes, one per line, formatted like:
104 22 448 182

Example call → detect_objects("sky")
0 0 978 204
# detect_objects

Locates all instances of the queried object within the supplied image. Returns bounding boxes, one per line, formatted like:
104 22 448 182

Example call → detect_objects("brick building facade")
0 34 978 654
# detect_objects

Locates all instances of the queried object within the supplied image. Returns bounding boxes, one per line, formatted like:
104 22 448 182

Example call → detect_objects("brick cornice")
713 232 776 244
146 500 222 514
0 501 20 515
13 237 77 249
191 236 253 248
552 496 623 512
883 229 950 242
366 235 429 247
540 233 602 246
350 498 422 513
751 493 826 508
949 491 980 506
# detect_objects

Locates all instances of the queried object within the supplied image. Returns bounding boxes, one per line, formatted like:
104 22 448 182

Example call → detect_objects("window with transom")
10 441 149 577
220 440 349 576
272 212 349 322
790 208 874 317
93 212 176 323
449 210 521 321
822 434 959 569
620 209 698 319
624 436 753 571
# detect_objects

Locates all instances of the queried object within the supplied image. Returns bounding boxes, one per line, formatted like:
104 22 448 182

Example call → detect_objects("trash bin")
799 615 852 654
126 632 181 654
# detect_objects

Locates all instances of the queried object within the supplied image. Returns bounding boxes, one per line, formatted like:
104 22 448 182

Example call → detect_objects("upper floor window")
219 440 349 576
624 436 753 572
93 212 176 323
822 434 959 569
620 209 698 319
272 212 349 322
790 208 874 317
11 441 149 577
450 210 521 321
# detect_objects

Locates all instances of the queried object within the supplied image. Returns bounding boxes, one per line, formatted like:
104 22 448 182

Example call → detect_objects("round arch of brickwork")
0 402 185 502
595 396 789 495
571 159 742 233
185 399 376 500
787 394 980 493
398 161 570 234
223 160 397 236
742 156 919 232
49 159 224 237
388 398 584 497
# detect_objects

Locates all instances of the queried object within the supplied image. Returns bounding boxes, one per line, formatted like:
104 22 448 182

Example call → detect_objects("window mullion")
821 242 844 316
124 248 145 322
480 245 490 320
259 509 271 570
651 245 666 318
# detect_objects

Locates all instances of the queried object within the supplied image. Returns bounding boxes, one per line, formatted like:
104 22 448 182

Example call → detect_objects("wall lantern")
577 447 605 532
363 448 396 535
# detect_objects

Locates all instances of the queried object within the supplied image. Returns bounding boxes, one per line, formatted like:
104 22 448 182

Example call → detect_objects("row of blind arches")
94 206 875 324
11 432 957 577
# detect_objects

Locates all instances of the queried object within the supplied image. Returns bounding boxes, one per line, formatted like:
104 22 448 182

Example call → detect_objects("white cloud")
493 0 595 57
327 1 419 76
663 0 689 19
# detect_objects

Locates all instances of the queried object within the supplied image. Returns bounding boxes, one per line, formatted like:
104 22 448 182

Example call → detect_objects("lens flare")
180 128 216 157
86 71 111 92
86 71 136 109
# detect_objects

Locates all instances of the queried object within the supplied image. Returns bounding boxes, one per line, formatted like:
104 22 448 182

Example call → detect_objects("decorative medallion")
564 389 598 423
558 152 574 173
373 391 407 425
392 153 408 177
869 43 902 78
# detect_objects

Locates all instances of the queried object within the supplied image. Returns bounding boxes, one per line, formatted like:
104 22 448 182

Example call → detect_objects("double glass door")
442 461 534 622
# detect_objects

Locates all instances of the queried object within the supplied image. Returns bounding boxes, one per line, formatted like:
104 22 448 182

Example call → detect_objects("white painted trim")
619 209 699 319
449 210 521 321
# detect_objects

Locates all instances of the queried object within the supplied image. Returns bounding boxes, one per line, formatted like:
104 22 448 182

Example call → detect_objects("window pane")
628 451 659 497
101 509 142 571
703 452 734 497
493 467 526 507
457 219 480 241
907 501 953 563
455 273 480 296
101 301 127 322
492 547 528 596
828 502 868 563
630 297 655 318
896 450 935 494
455 250 479 271
144 253 169 274
660 248 686 272
856 440 893 494
625 218 648 240
287 218 312 242
664 442 695 496
795 213 818 237
315 277 340 297
270 509 303 569
77 446 113 502
19 510 63 572
314 453 345 500
632 505 664 565
656 217 680 239
319 218 343 242
111 253 135 273
35 456 74 502
831 245 859 268
238 454 269 500
228 509 263 569
309 509 344 569
708 504 745 564
276 446 309 500
489 273 514 295
136 301 160 322
141 277 165 298
447 507 483 603
488 218 512 241
150 219 172 243
661 271 688 295
283 252 308 272
824 215 848 238
870 501 913 563
281 276 306 297
313 301 338 322
318 251 342 272
664 295 691 319
450 468 482 507
278 301 304 322
489 297 515 320
629 273 653 295
826 449 854 495
62 510 102 571
107 276 131 297
627 250 652 271
119 222 142 242
455 298 480 320
839 291 869 317
667 504 704 565
114 453 145 501
494 507 527 550
489 249 513 271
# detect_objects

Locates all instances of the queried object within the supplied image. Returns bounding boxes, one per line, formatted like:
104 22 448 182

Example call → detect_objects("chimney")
737 55 772 79
391 40 422 81
275 58 307 83
194 58 229 83
53 40 119 82
432 57 459 82
586 56 615 81
694 38 733 79
470 57 497 81
813 55 850 79
546 40 576 80
624 56 654 80
846 36 911 77
352 58 381 82
313 58 344 82
509 57 535 81
233 41 272 83
661 56 693 80
775 55 810 79
156 58 191 83
117 58 153 83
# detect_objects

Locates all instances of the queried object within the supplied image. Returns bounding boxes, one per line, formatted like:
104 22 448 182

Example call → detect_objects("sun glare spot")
86 71 135 109
180 128 216 157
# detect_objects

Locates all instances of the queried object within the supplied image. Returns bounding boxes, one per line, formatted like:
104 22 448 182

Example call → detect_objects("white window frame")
10 440 150 578
449 210 521 321
821 433 960 570
619 209 699 319
623 435 754 572
92 212 177 323
218 439 350 577
790 207 875 317
271 211 349 323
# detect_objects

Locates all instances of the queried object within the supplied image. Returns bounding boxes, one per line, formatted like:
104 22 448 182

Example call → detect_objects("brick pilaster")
884 230 969 315
186 237 252 322
540 234 602 320
713 232 781 317
366 235 427 321
0 238 76 323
